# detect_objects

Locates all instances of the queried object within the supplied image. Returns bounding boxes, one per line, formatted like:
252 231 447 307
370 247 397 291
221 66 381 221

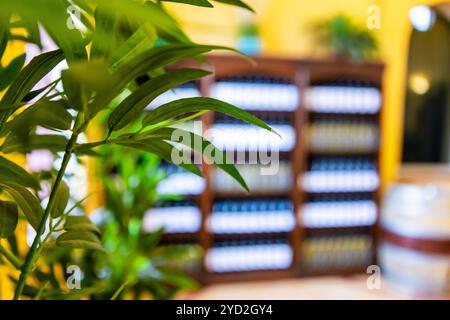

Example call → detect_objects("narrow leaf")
147 127 249 191
51 180 69 218
61 60 117 112
0 182 44 231
143 97 276 135
0 155 40 190
0 200 18 238
5 100 72 138
0 50 64 106
64 215 100 235
114 139 202 176
161 0 213 8
213 0 254 12
56 230 105 252
1 134 69 154
0 54 26 92
110 23 157 69
90 44 236 119
108 68 210 132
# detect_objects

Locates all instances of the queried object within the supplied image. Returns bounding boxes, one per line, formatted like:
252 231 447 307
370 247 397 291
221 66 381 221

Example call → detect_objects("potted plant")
0 0 269 300
312 14 378 62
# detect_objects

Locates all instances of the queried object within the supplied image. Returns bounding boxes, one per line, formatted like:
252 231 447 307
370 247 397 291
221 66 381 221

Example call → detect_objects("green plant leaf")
161 0 213 8
21 81 58 103
24 0 87 63
56 230 105 252
1 134 69 154
51 180 69 218
143 97 276 135
116 44 227 82
0 182 44 231
110 23 157 69
213 0 254 12
108 68 210 132
61 60 117 112
0 49 64 131
5 100 72 140
155 269 199 289
64 215 101 235
0 19 9 61
95 0 190 43
90 4 118 60
0 155 40 190
0 49 64 106
146 127 249 191
0 200 18 238
0 54 26 92
89 44 235 119
114 139 202 177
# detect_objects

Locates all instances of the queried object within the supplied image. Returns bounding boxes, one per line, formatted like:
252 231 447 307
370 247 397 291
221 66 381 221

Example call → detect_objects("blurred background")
1 0 449 299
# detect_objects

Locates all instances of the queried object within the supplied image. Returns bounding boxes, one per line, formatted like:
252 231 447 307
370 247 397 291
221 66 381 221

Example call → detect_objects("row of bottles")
143 201 202 234
301 235 372 270
209 199 295 234
208 123 295 152
206 239 293 273
212 161 293 194
306 82 381 114
301 200 377 228
158 164 205 196
212 77 299 111
308 120 379 153
301 157 379 193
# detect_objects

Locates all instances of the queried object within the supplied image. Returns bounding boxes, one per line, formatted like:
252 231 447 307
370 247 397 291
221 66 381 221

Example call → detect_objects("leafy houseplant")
0 0 270 300
78 148 201 299
312 14 378 62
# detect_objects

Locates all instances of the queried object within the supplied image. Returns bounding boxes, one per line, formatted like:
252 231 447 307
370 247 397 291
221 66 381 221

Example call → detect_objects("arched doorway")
402 3 450 163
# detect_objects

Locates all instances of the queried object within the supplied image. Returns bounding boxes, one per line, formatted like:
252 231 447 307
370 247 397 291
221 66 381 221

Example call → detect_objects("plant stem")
13 131 80 300
110 281 129 300
0 243 22 269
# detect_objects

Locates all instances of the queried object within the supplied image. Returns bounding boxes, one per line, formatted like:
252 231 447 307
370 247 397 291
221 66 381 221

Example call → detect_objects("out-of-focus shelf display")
142 56 384 283
201 59 300 282
205 239 293 273
157 163 205 196
143 201 202 234
301 234 373 273
297 60 383 276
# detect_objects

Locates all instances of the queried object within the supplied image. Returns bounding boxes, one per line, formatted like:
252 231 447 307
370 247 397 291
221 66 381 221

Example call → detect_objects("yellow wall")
0 39 26 300
167 0 447 187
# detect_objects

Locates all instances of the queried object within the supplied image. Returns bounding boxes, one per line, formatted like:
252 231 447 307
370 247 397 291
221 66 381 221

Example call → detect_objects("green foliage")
74 148 201 299
0 0 260 300
0 201 18 238
312 14 378 62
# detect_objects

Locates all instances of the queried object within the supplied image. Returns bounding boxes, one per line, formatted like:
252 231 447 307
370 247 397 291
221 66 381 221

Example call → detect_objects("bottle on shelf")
209 199 295 234
206 239 293 273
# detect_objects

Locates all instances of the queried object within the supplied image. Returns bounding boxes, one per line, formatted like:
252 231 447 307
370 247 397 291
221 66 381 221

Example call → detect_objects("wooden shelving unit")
296 59 384 276
154 54 384 283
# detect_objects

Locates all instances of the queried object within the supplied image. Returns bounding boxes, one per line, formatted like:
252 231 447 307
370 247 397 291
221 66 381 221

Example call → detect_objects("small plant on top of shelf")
312 14 378 62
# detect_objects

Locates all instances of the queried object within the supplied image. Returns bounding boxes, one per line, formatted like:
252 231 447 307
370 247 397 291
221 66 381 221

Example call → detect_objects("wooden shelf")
209 232 292 241
308 111 380 120
201 269 297 284
307 150 378 157
298 266 370 278
302 226 374 237
212 191 292 200
166 55 384 283
160 233 200 244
